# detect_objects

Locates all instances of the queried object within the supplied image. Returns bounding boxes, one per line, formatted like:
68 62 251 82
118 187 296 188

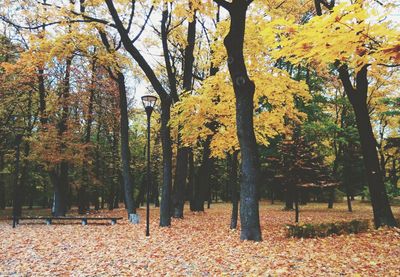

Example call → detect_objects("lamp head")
141 95 157 116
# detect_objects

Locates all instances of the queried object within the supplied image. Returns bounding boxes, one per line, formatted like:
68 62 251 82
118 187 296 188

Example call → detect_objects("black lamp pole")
142 95 157 237
12 133 23 228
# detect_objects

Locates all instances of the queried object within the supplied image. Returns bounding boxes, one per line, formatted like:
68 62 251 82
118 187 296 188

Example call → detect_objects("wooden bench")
16 217 123 226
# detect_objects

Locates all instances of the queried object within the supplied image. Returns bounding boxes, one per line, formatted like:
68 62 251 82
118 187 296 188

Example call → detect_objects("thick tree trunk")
160 99 173 227
339 66 396 227
173 146 189 218
229 151 239 229
222 0 261 241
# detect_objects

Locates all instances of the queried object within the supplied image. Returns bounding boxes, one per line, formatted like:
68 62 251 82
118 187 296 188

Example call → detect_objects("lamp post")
12 127 24 228
141 95 157 237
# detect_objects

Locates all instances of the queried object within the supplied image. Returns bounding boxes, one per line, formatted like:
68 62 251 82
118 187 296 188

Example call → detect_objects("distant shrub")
286 219 370 238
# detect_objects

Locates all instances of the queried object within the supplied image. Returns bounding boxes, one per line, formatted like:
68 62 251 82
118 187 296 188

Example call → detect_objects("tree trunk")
223 0 261 241
160 99 173 227
188 149 195 211
51 57 72 217
295 189 299 223
339 65 396 227
116 72 136 220
229 151 239 229
328 188 334 209
285 183 295 210
192 137 212 212
170 8 196 219
173 146 189 218
79 60 96 214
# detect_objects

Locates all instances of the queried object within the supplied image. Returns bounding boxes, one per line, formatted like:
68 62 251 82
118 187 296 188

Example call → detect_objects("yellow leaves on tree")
172 68 309 158
263 2 400 72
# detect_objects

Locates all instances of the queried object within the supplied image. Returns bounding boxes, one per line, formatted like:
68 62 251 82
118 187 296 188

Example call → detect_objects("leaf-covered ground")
1 202 400 276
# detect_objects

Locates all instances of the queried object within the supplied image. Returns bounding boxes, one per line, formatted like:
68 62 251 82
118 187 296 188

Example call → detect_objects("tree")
264 1 398 227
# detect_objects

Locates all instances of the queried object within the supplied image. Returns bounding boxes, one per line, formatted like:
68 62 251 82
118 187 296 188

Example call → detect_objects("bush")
286 219 370 238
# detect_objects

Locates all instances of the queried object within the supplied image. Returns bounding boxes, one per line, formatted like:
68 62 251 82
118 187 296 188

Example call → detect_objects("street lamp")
141 95 157 237
12 126 24 228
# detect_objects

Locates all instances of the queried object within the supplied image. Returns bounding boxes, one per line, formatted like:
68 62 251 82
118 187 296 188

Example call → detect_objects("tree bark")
192 136 213 211
339 65 396 227
173 146 189 218
116 72 136 219
164 6 197 219
221 0 262 241
188 149 196 211
229 151 239 229
160 98 173 226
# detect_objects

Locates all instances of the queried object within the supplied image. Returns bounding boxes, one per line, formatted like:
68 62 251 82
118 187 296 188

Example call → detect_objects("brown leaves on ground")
1 202 400 276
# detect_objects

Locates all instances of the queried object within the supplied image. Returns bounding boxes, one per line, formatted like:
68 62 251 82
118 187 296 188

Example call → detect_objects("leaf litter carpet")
1 202 400 276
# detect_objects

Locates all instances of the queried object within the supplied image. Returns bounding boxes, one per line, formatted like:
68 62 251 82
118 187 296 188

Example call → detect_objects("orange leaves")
1 202 399 275
381 44 400 63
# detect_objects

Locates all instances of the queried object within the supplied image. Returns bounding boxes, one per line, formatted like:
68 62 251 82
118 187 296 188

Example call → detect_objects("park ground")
1 202 400 276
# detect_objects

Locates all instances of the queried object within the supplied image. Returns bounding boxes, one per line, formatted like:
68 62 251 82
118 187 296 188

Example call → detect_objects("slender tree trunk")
188 149 195 211
222 0 261 241
328 188 335 209
116 72 136 220
339 66 396 227
229 151 239 229
38 68 47 126
18 90 34 215
285 183 295 210
79 60 96 214
160 99 173 227
104 0 175 224
295 189 299 223
193 137 212 211
0 154 5 209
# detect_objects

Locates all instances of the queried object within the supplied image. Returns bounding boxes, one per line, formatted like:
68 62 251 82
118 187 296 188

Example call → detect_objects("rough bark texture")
339 65 396 227
117 72 136 218
219 0 262 241
160 99 173 227
229 151 239 229
173 146 189 218
188 149 195 211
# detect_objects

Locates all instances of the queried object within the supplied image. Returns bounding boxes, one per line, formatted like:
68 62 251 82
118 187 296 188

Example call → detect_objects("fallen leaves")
0 202 399 276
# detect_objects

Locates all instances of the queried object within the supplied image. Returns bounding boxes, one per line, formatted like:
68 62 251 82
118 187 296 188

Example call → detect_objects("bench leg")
82 219 87 226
